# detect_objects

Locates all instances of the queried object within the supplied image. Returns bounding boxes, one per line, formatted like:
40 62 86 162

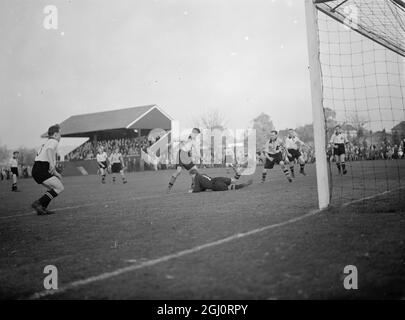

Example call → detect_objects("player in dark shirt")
189 169 253 193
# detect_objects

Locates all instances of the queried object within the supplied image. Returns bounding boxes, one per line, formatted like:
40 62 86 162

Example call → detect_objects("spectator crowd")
328 139 405 162
59 133 405 168
65 136 154 161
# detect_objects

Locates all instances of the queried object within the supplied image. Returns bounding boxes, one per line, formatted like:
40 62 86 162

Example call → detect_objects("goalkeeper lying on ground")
189 169 253 193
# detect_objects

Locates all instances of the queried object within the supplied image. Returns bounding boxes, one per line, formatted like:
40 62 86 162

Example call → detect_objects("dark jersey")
192 173 213 192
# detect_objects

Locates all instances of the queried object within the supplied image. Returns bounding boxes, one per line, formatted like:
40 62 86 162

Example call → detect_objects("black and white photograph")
0 0 404 306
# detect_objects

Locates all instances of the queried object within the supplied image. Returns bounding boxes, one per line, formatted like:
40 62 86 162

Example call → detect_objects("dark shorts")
333 144 346 156
177 150 195 171
287 149 301 161
212 177 232 191
11 167 18 177
111 163 122 173
98 161 107 169
32 161 53 184
264 152 283 169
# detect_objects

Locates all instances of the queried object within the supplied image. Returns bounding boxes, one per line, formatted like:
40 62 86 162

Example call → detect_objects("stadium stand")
43 105 172 176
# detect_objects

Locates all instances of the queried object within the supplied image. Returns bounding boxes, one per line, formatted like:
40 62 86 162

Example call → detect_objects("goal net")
305 0 405 208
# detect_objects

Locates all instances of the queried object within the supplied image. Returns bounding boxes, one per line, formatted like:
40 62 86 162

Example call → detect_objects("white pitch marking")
341 189 400 207
28 187 403 299
264 187 404 300
28 209 321 299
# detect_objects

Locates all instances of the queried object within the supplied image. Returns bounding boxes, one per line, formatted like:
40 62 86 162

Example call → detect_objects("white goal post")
304 0 405 209
305 0 331 209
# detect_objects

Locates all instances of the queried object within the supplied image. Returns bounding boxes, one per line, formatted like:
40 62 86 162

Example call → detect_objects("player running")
189 169 253 193
261 130 292 183
167 128 201 193
329 125 349 175
285 129 308 177
31 124 64 215
9 151 20 192
96 146 108 184
109 147 127 184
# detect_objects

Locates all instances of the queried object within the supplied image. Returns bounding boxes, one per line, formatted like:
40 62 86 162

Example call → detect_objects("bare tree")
346 112 369 144
347 113 368 130
195 109 227 131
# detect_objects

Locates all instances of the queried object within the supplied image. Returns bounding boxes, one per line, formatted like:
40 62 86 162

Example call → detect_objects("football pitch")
0 161 404 299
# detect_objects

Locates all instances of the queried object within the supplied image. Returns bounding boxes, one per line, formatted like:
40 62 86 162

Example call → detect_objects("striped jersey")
263 138 283 154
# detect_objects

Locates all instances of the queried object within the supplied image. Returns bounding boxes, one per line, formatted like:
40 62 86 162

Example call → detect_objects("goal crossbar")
314 0 405 57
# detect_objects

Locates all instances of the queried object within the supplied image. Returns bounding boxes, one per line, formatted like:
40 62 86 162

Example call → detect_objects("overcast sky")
0 0 312 149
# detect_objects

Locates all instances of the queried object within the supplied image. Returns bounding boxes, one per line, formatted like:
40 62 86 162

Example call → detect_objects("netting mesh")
315 0 405 205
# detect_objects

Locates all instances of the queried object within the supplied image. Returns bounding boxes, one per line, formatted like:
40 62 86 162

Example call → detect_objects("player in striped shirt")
329 125 349 175
31 124 64 215
9 151 20 192
285 129 308 177
261 130 292 183
109 148 127 184
96 147 108 184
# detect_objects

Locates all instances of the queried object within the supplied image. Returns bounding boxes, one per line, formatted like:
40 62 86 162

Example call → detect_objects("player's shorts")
287 149 301 161
32 161 53 184
11 167 18 177
98 161 107 169
111 163 122 173
176 150 195 171
333 144 346 156
264 152 283 169
211 177 232 191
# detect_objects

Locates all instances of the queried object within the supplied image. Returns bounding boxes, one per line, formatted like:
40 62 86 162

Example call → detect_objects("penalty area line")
341 187 404 208
28 209 321 299
28 187 402 300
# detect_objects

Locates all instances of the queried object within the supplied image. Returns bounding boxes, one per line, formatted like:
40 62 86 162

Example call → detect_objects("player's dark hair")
271 130 278 134
192 128 201 134
48 124 60 137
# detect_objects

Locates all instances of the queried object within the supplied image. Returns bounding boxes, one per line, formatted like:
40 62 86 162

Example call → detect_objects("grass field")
0 161 404 299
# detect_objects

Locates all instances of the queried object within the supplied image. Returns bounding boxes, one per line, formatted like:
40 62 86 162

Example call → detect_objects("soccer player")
261 130 292 183
167 128 201 193
9 151 20 192
329 125 349 175
109 147 127 184
189 169 253 193
96 146 108 184
31 124 64 215
285 129 308 177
